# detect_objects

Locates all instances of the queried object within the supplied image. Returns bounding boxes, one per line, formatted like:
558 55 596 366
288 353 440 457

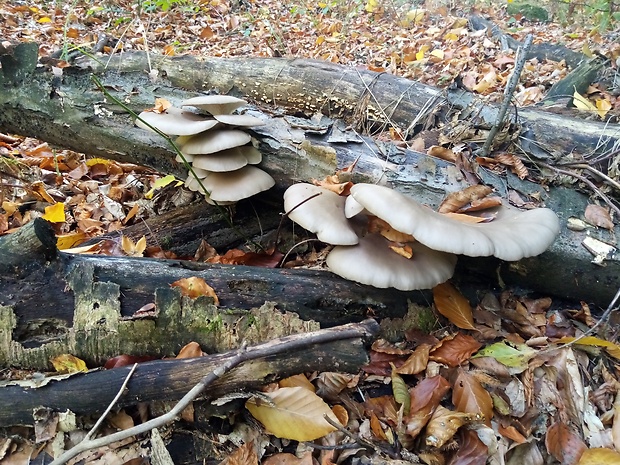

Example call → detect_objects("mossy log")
0 43 619 333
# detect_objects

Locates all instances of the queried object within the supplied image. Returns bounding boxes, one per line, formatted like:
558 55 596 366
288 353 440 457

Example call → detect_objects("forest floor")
1 1 620 465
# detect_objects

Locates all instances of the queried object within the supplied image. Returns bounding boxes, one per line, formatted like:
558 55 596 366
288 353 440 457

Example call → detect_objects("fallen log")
0 43 619 315
0 318 378 426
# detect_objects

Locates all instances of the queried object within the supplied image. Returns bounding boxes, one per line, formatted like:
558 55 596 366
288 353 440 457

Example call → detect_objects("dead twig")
49 320 378 465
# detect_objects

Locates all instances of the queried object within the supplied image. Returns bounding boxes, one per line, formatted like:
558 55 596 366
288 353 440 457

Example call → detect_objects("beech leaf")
433 282 476 330
472 341 537 374
578 448 620 465
245 386 338 441
452 369 493 426
42 202 65 223
545 421 587 465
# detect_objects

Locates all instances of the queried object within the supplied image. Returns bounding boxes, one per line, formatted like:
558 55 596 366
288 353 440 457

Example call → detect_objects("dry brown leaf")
263 452 314 465
458 196 503 213
367 216 416 243
441 212 491 223
220 440 258 465
121 235 146 257
578 448 620 465
370 411 389 441
176 341 204 359
449 429 489 464
494 153 529 179
396 343 431 375
545 421 587 465
438 185 492 213
452 368 493 426
331 405 348 427
405 375 451 439
584 204 614 229
371 338 412 355
433 282 476 330
429 333 482 367
428 145 457 162
425 405 472 448
170 276 219 303
279 374 316 392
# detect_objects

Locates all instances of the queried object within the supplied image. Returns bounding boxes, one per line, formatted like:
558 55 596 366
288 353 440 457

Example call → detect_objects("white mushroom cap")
284 183 359 246
180 130 252 155
185 173 206 192
203 166 275 202
345 195 365 218
243 145 262 164
181 95 247 115
213 114 265 127
191 148 249 172
350 184 561 261
135 107 218 136
326 234 457 290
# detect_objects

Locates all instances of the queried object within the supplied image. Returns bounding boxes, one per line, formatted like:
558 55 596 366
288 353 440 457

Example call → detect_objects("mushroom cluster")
136 96 275 204
284 182 561 291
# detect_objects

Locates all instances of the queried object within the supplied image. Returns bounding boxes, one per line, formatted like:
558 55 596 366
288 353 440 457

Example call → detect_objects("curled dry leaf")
494 153 529 179
433 282 476 330
452 369 493 426
50 354 87 373
396 343 432 375
449 429 489 465
428 145 458 162
368 216 416 243
425 405 473 448
584 204 614 230
279 374 316 392
438 185 493 214
170 276 219 304
222 440 258 465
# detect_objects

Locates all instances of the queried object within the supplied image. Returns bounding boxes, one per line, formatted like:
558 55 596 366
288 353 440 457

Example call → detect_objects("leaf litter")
1 0 620 464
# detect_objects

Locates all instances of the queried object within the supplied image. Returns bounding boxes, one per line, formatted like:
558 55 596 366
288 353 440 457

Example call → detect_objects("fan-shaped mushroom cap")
175 152 194 163
213 114 265 127
191 148 249 172
350 184 561 261
180 130 252 155
243 145 262 164
181 95 247 115
185 173 206 192
204 166 275 202
284 184 359 246
345 195 365 218
135 107 218 136
326 234 457 290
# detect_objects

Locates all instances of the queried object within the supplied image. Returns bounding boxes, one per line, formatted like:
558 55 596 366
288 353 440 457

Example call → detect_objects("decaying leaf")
405 375 451 439
438 185 493 213
545 421 587 465
121 235 147 257
50 354 87 373
176 341 204 359
428 145 457 162
396 343 432 375
433 282 476 330
429 333 482 367
171 276 220 303
452 369 493 426
279 374 316 392
368 216 416 243
494 153 529 179
245 386 338 441
472 341 537 374
578 448 620 465
425 405 473 448
584 204 614 230
220 440 258 465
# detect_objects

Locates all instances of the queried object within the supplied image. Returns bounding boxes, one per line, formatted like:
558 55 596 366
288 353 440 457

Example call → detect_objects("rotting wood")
0 43 619 311
0 220 415 370
0 319 379 426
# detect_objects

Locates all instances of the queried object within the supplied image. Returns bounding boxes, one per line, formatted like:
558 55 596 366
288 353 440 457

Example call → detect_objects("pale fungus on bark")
135 107 219 136
180 129 252 155
181 95 247 115
325 234 458 291
349 183 561 261
283 183 359 246
203 166 275 203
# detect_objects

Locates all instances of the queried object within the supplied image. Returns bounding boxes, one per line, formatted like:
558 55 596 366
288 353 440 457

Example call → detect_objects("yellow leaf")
279 374 316 392
56 231 87 250
38 17 52 23
444 32 458 41
42 202 66 223
432 282 476 330
121 235 147 257
171 276 219 304
557 336 620 360
246 387 338 441
85 157 114 167
430 49 444 59
316 35 325 45
573 90 598 114
415 45 430 61
595 98 611 119
51 354 87 373
406 9 426 23
365 0 378 13
391 363 410 413
578 448 620 465
145 174 180 199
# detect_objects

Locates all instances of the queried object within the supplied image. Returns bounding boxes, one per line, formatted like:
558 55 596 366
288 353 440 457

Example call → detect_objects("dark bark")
0 319 379 426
